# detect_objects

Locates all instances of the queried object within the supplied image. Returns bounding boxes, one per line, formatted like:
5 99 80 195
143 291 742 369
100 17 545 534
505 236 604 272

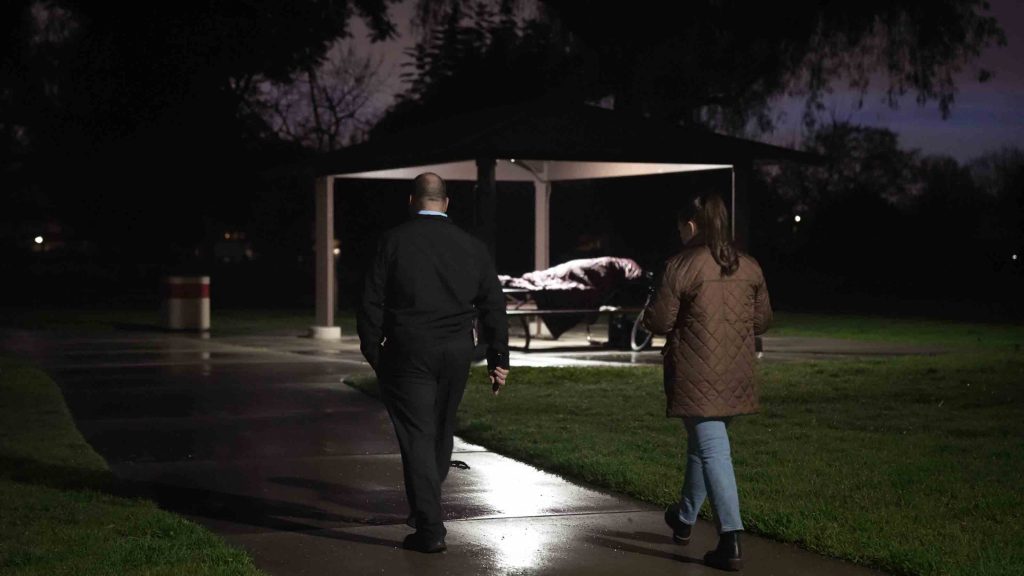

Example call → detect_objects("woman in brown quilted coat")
642 192 772 572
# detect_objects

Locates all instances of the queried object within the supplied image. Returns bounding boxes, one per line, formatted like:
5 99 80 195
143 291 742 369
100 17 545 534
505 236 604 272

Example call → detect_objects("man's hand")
489 367 509 395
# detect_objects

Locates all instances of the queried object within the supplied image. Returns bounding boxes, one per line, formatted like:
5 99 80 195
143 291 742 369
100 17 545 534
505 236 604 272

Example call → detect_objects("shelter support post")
533 180 551 271
475 158 497 260
310 175 341 340
531 163 551 338
732 161 752 251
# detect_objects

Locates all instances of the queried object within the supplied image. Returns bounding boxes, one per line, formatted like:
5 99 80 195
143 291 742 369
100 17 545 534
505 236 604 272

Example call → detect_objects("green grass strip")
0 357 264 576
771 312 1024 348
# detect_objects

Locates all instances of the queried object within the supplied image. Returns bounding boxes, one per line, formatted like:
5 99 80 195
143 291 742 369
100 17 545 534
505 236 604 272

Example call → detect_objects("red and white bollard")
162 276 210 331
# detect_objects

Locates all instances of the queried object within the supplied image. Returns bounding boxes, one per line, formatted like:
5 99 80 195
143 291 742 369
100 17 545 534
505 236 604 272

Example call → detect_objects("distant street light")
1014 254 1019 261
794 215 802 223
34 236 43 244
333 248 341 256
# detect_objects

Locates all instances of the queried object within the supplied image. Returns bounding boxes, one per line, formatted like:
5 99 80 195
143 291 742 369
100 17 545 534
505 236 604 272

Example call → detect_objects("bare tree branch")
241 41 388 152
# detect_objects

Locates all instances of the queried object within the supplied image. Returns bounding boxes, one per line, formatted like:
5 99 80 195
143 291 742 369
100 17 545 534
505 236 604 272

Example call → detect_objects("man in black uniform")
357 172 509 553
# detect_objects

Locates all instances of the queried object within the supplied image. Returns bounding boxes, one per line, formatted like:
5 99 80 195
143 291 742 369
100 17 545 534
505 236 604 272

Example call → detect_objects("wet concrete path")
2 328 889 575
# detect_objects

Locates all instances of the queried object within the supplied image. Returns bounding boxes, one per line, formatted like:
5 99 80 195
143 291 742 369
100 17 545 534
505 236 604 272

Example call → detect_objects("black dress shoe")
663 504 692 544
704 530 743 571
402 532 446 554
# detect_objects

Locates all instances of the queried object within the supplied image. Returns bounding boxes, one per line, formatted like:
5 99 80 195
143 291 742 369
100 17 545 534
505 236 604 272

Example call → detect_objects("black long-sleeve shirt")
357 213 509 371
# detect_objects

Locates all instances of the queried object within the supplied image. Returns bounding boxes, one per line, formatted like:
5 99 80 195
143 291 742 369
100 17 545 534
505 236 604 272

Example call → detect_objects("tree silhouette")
374 0 585 135
248 43 386 152
757 119 1021 309
1 0 399 269
392 0 1005 134
971 148 1024 268
3 1 397 154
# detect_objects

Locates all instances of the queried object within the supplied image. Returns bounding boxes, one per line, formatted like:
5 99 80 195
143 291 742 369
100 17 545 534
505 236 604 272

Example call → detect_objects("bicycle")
628 271 655 351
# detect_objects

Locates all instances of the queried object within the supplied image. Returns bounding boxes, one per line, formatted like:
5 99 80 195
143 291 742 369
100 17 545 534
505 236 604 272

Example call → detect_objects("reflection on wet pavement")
514 350 662 366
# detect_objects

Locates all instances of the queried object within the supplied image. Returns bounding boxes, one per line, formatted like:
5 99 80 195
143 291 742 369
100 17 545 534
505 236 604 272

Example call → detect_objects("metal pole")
731 167 736 241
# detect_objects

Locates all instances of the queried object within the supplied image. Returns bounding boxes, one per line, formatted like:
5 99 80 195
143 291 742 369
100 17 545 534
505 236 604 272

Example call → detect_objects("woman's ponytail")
681 193 739 275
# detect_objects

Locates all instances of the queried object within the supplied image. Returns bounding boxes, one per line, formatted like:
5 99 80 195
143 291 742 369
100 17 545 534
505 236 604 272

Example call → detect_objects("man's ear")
443 197 450 212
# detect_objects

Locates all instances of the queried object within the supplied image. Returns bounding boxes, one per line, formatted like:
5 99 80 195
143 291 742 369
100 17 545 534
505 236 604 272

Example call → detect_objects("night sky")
769 0 1024 161
352 0 1023 162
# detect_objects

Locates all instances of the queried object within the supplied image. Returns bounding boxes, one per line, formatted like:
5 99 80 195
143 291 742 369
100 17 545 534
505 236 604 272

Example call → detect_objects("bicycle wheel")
630 312 653 351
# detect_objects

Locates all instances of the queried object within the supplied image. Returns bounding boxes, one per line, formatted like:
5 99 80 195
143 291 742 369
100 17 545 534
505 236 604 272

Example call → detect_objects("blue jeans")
677 418 744 533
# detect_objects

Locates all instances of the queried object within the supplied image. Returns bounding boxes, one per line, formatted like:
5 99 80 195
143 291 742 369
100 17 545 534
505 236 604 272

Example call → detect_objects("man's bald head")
413 172 447 204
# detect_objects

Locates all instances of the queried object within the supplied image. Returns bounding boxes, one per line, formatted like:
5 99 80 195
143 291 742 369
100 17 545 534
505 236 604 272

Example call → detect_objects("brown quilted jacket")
643 244 772 418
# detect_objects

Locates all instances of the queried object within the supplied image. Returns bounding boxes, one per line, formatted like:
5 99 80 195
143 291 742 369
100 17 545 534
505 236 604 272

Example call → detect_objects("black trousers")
378 335 473 539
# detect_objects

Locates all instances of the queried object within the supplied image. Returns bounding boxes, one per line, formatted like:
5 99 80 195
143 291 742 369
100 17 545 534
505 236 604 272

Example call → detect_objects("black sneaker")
663 504 693 544
704 530 743 571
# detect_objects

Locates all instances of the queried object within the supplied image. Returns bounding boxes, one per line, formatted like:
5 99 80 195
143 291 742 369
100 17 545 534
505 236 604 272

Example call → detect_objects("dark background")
2 1 1021 321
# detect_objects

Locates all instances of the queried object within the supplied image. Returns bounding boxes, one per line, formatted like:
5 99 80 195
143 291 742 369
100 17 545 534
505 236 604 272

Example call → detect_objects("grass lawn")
348 326 1024 576
771 312 1024 348
0 356 264 576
